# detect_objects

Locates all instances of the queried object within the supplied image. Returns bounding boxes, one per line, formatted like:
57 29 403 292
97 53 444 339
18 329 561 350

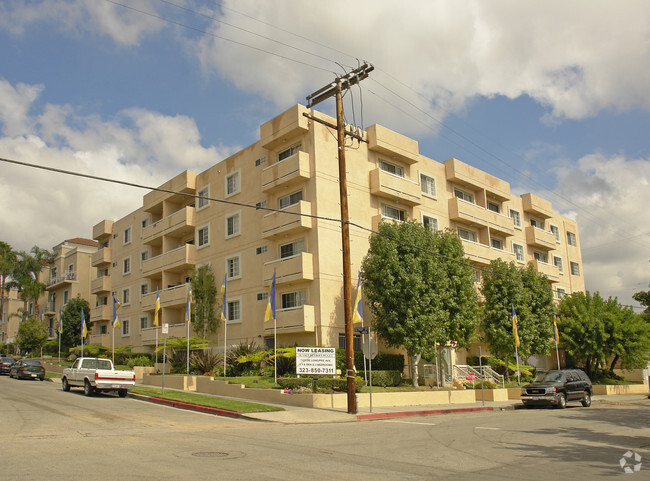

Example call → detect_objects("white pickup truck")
61 357 135 397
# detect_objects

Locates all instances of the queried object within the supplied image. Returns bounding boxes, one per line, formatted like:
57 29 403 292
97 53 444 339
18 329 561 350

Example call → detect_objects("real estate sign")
295 347 336 375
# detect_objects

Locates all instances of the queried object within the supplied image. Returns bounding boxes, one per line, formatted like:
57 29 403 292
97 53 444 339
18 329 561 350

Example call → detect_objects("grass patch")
132 386 284 413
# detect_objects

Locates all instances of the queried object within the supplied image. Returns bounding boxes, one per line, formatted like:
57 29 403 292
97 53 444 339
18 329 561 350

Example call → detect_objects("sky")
0 0 649 311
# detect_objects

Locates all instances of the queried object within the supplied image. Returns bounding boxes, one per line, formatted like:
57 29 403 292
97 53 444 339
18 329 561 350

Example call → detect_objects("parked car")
61 357 135 397
9 359 46 381
0 357 16 375
521 369 592 408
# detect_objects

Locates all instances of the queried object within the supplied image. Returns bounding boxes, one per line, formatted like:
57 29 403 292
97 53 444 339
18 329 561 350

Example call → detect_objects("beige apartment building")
88 104 585 360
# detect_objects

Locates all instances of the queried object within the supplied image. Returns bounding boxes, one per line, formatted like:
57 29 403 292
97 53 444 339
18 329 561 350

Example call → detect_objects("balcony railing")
525 226 556 250
142 244 197 277
261 201 312 238
91 247 112 267
46 271 76 287
261 151 311 193
142 206 196 245
533 259 560 282
263 252 314 285
369 168 421 206
263 304 315 334
141 323 191 344
90 275 111 294
461 239 516 266
449 197 514 236
142 283 189 311
90 304 112 322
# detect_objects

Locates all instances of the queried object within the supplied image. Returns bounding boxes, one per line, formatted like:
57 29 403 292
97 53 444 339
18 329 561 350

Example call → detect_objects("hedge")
362 370 402 387
278 377 365 392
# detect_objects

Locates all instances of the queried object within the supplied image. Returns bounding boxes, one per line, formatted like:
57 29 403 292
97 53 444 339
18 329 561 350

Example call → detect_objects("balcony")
91 247 112 267
525 226 556 250
533 259 560 283
143 170 197 215
141 323 190 345
88 333 111 347
369 169 421 206
448 198 514 236
445 158 510 201
45 302 56 315
521 193 553 219
263 252 314 285
92 220 113 241
46 271 76 289
262 201 312 238
461 240 516 266
142 244 197 278
91 305 112 322
142 284 189 311
261 151 311 193
260 104 310 150
263 304 315 334
90 276 111 294
142 206 196 246
367 124 419 164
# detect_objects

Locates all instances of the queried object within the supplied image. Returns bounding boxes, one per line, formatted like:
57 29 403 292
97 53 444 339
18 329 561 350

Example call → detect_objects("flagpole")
186 321 190 375
274 316 277 385
224 320 227 377
555 339 561 369
514 345 521 385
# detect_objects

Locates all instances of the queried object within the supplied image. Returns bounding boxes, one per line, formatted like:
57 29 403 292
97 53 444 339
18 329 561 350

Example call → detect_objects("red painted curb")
357 406 494 421
146 396 244 419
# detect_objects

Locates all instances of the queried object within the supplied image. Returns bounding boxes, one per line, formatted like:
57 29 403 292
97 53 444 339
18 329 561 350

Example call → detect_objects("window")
255 156 266 167
279 191 302 209
556 287 567 299
281 290 306 309
256 245 268 255
490 238 503 250
567 231 577 246
63 290 69 305
140 283 149 299
257 292 269 301
123 227 131 245
122 320 129 336
226 255 240 279
550 224 560 243
278 143 301 162
197 225 209 248
197 186 209 209
422 215 438 233
420 173 437 198
280 239 304 259
570 262 580 276
487 201 500 213
140 316 148 330
255 200 267 209
264 336 275 349
226 212 240 238
454 188 474 203
100 325 107 334
123 257 131 275
227 299 241 323
513 243 525 262
381 204 406 222
474 269 481 283
553 256 564 274
140 250 149 268
141 216 149 229
530 218 544 229
379 159 404 177
122 288 130 306
225 170 240 197
457 227 477 242
534 251 548 264
339 334 362 351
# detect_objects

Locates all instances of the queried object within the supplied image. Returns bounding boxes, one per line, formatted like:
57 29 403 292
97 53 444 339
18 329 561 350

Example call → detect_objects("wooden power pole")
306 63 373 414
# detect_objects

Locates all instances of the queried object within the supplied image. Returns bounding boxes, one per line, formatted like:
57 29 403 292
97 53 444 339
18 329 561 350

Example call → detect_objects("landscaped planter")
592 384 648 395
473 388 509 402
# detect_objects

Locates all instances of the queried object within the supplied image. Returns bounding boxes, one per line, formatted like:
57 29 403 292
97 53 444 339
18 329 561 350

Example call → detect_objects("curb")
129 393 267 421
357 406 494 421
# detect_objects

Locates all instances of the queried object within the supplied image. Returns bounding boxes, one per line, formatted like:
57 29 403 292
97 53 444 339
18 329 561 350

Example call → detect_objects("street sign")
362 338 378 360
354 327 369 334
465 373 476 382
295 347 336 375
162 323 169 334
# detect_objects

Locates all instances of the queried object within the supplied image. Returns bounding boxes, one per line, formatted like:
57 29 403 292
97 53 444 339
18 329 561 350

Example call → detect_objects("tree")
190 264 219 339
481 260 555 370
0 241 17 320
60 296 90 350
8 246 52 322
361 221 478 386
632 287 650 320
16 316 48 355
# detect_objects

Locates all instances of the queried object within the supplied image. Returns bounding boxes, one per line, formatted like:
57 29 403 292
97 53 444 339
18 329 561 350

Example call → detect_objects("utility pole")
306 63 373 414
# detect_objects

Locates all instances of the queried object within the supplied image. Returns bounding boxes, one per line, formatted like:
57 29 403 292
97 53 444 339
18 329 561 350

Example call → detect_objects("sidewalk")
130 387 648 424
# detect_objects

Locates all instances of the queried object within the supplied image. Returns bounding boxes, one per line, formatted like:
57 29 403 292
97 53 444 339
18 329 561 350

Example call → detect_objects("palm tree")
0 241 17 321
8 246 52 322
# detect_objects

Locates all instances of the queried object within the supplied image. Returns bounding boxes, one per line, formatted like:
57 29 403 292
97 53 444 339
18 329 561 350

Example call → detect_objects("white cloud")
0 78 233 253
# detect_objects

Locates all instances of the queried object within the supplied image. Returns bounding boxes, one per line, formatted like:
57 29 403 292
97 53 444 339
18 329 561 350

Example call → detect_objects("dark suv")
521 369 592 409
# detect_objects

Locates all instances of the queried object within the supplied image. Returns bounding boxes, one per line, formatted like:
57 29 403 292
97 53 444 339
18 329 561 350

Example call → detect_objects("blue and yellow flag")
112 295 121 330
264 269 276 322
352 274 363 325
512 305 520 347
220 274 228 322
57 307 63 334
154 288 160 327
185 280 192 324
553 313 560 342
81 309 87 339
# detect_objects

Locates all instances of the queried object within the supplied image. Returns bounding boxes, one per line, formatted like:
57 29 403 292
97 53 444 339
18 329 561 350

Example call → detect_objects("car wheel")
556 392 567 409
83 380 94 397
62 377 70 392
581 391 591 407
118 389 127 398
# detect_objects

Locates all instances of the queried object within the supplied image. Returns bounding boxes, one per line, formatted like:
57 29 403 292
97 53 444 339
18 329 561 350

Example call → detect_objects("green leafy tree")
16 316 48 355
60 296 90 350
0 241 17 320
632 287 650 320
361 221 478 386
8 246 52 321
190 264 219 339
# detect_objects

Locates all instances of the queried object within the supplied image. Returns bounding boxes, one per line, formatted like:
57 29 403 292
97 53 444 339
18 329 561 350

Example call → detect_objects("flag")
512 305 520 347
40 307 43 322
154 288 160 327
112 295 121 330
264 269 276 322
220 274 228 322
185 280 192 324
553 313 560 342
57 307 63 334
81 309 87 339
352 274 363 324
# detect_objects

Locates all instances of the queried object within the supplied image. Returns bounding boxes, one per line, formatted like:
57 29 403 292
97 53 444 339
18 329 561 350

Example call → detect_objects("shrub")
190 349 221 374
463 380 497 389
127 356 154 368
277 377 365 392
363 370 401 387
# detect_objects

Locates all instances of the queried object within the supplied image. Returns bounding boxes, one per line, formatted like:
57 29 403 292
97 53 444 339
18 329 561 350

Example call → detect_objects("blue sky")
1 0 649 309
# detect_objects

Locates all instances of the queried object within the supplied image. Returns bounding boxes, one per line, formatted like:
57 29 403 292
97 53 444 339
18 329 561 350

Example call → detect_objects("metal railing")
454 364 504 387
